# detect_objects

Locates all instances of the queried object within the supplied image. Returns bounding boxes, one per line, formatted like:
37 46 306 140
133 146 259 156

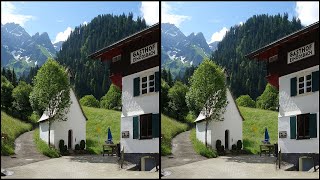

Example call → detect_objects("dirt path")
161 130 207 168
1 130 50 169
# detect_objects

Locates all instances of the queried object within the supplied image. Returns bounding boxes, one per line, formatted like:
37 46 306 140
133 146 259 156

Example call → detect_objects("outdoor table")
260 144 274 156
103 144 117 156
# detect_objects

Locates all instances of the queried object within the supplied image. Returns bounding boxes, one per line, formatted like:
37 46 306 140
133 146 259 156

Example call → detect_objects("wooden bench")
260 144 274 156
103 144 117 156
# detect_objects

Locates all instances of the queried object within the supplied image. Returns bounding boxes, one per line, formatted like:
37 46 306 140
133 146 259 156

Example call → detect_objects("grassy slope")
161 114 188 155
190 128 217 158
33 128 60 158
1 111 32 155
82 106 121 154
240 106 278 154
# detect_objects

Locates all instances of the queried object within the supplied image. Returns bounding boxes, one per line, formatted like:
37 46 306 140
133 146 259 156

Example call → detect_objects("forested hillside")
56 13 147 99
211 13 302 99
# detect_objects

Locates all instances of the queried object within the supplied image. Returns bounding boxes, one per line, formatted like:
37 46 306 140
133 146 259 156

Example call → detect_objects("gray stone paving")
162 154 319 179
2 155 159 179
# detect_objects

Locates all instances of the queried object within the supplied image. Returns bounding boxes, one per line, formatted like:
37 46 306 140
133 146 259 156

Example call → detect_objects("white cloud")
140 1 159 25
57 19 64 23
1 2 35 26
54 27 72 43
295 1 319 26
239 21 244 26
83 21 88 26
209 27 228 43
161 2 191 27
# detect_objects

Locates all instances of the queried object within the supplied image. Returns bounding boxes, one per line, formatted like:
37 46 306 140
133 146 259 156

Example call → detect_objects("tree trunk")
205 118 208 147
48 120 51 148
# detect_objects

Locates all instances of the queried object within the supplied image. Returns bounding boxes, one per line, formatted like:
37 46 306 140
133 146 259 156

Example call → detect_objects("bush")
232 144 237 151
100 84 121 110
28 112 40 125
216 140 225 155
79 95 99 108
216 139 222 149
236 95 255 108
64 145 68 152
256 83 279 111
185 111 197 124
237 140 242 150
59 139 65 152
80 140 85 150
75 144 80 150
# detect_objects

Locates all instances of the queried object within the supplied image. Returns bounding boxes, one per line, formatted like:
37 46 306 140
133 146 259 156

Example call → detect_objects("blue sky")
161 1 319 43
1 1 159 43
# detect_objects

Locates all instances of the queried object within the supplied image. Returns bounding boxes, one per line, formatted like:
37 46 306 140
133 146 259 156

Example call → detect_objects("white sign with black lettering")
130 42 158 64
287 42 315 64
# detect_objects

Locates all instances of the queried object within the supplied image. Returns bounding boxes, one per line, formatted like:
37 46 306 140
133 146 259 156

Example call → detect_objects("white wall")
196 89 243 150
39 89 86 150
278 65 319 153
121 66 159 153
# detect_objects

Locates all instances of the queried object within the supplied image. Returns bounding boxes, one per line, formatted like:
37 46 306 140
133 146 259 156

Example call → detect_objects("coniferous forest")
56 13 147 99
211 13 302 99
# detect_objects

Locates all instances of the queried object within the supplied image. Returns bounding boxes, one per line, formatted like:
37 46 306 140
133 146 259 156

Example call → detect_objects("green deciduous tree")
100 84 121 110
168 81 189 122
256 83 279 111
186 59 228 147
29 59 71 147
161 78 170 114
1 75 14 112
12 81 33 120
80 95 100 108
236 95 255 108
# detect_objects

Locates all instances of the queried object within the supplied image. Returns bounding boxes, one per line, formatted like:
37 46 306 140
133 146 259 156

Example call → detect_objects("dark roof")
88 23 159 59
245 21 319 60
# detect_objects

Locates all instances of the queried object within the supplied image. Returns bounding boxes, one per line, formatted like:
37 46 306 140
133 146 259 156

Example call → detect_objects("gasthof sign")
287 42 314 64
131 42 158 64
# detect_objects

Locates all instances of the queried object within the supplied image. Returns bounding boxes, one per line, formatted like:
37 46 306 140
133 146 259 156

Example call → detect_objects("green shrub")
80 140 85 150
59 139 65 152
28 112 40 125
232 144 237 151
185 111 197 124
237 140 242 150
236 95 255 108
216 139 222 149
79 95 99 108
256 83 279 111
75 144 80 150
190 128 217 158
100 84 122 110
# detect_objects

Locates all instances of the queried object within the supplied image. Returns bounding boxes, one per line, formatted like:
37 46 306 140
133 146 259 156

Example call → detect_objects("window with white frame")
298 73 312 95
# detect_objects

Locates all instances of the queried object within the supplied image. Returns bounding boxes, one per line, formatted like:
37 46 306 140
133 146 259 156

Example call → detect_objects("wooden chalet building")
88 23 160 168
246 21 319 168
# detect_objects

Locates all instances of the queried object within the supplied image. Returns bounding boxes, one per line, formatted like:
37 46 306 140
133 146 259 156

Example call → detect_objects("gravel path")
161 130 207 168
1 130 49 169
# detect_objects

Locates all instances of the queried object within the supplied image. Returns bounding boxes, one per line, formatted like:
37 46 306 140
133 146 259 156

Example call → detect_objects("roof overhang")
88 23 159 61
245 21 319 61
